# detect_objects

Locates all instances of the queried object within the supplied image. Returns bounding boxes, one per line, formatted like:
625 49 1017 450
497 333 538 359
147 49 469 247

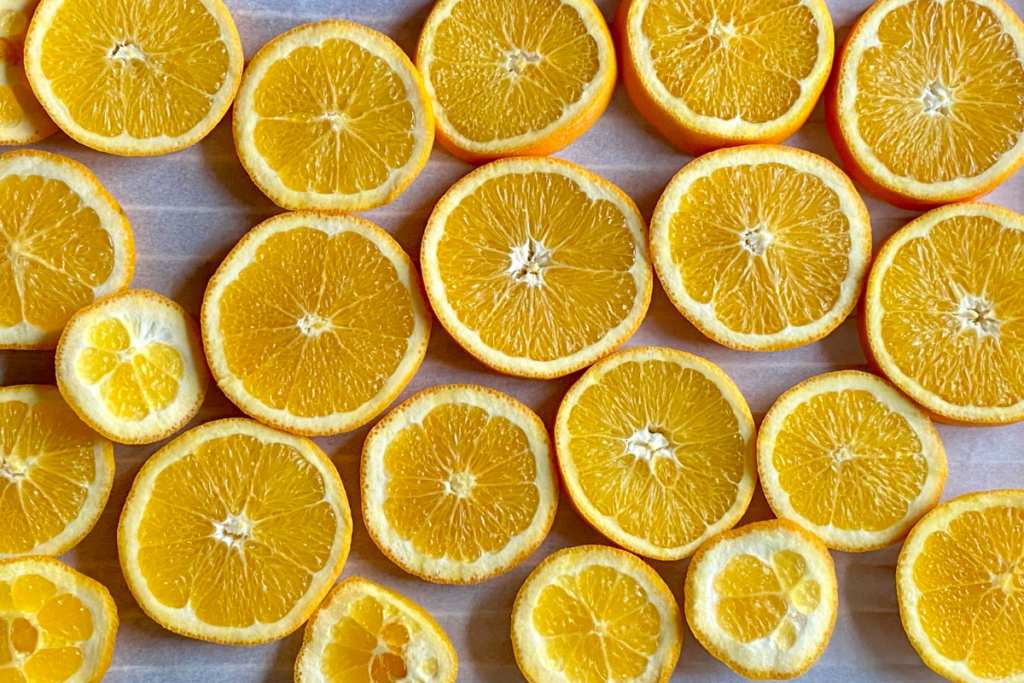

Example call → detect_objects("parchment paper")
2 0 1023 680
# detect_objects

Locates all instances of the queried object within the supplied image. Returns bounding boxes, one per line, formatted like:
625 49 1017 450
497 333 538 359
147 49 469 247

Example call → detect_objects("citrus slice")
863 202 1024 425
0 0 56 145
202 211 431 436
554 346 756 561
0 385 113 558
415 0 615 163
512 544 683 683
117 417 352 645
616 0 834 155
827 0 1024 209
421 156 652 379
0 149 133 350
685 519 838 680
361 384 557 584
757 371 947 552
24 0 243 156
56 289 210 445
233 20 434 213
897 489 1024 683
650 144 871 351
295 577 458 683
0 556 118 683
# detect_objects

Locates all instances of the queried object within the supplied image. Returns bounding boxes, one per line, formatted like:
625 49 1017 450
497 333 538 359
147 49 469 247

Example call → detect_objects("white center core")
741 225 771 256
625 427 673 462
325 111 348 131
213 513 252 550
922 80 952 115
707 18 736 44
298 313 329 336
447 472 474 498
832 444 856 463
110 42 146 63
0 458 27 482
955 294 1000 337
506 49 542 75
508 238 553 287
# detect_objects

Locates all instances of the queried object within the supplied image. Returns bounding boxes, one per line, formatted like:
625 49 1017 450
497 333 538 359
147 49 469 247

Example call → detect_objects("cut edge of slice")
862 202 1024 425
650 144 872 352
233 19 434 213
684 519 839 681
421 155 653 379
361 383 558 584
757 370 947 552
116 417 353 646
201 211 431 437
554 345 757 561
415 0 616 163
0 61 58 145
511 544 684 683
616 0 835 155
294 576 458 683
0 384 115 558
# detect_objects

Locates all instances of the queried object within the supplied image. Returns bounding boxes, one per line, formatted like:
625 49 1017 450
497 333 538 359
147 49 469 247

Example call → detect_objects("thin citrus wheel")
863 202 1024 425
56 289 209 445
233 20 434 213
0 0 56 145
827 0 1024 209
202 211 431 436
117 417 352 645
421 156 652 379
295 577 458 683
512 544 683 683
757 370 946 552
555 346 756 561
0 385 113 558
616 0 834 155
897 489 1024 683
0 555 118 683
24 0 243 156
361 384 557 584
650 144 871 351
0 149 133 350
685 519 838 680
416 0 615 163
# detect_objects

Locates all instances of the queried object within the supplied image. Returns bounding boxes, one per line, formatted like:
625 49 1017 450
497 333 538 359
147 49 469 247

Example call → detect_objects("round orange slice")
0 0 56 145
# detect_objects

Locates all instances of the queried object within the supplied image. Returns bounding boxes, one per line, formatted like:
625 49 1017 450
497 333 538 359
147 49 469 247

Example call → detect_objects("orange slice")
617 0 834 154
361 384 557 584
416 0 616 162
202 211 431 436
863 202 1024 425
512 544 683 683
233 20 434 212
758 371 947 551
295 577 458 683
827 0 1024 208
685 520 838 680
0 149 133 350
0 556 118 683
56 289 210 445
650 145 871 351
118 417 352 645
555 346 756 561
0 0 56 145
897 489 1024 683
421 156 652 379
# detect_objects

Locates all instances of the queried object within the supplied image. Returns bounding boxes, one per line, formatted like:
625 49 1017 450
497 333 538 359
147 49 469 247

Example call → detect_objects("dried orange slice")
295 577 457 683
512 544 683 683
24 0 243 156
650 145 871 351
361 384 557 584
118 417 352 645
416 0 616 162
202 211 431 436
827 0 1024 208
0 555 118 683
0 385 113 558
555 346 756 561
897 489 1024 683
758 371 946 551
863 202 1024 425
617 0 834 154
421 156 652 379
56 289 210 445
0 149 133 350
0 0 56 145
234 20 434 212
685 520 838 680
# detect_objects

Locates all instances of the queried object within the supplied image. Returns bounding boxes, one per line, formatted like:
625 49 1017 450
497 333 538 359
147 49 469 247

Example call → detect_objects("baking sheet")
2 0 1024 680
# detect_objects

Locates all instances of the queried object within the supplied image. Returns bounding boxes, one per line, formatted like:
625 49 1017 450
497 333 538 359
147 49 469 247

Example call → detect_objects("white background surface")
2 0 1024 680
